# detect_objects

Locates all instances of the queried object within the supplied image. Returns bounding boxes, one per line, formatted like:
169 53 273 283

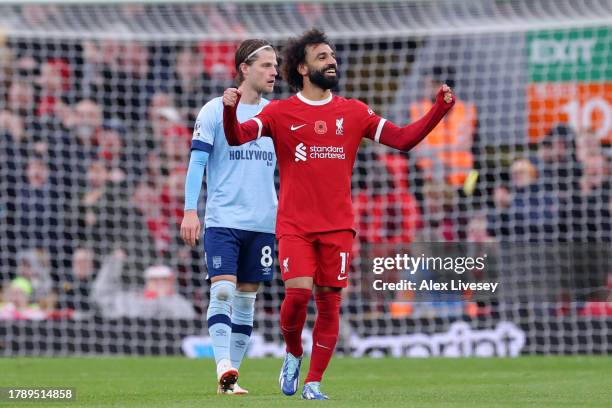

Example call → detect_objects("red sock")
280 288 311 357
305 291 342 383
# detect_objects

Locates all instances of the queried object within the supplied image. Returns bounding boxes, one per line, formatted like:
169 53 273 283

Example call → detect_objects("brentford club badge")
314 120 328 135
212 256 222 269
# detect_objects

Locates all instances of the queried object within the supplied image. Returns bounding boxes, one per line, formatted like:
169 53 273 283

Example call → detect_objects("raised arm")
378 85 455 151
223 88 262 146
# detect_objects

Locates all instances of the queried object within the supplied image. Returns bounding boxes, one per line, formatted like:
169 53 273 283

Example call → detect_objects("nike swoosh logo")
291 124 306 131
316 341 332 350
337 275 348 280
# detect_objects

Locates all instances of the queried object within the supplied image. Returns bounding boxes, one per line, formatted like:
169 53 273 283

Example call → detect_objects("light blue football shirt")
191 97 277 233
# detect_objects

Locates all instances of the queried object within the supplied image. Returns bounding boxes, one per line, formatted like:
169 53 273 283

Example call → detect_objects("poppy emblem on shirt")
314 120 327 135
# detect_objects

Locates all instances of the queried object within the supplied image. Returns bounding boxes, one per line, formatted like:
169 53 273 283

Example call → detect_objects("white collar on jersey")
296 92 333 106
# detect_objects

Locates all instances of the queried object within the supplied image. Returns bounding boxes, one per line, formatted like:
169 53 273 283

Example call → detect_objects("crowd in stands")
0 36 610 321
0 39 239 319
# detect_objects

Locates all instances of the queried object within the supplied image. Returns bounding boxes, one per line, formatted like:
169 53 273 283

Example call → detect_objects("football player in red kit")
222 29 455 400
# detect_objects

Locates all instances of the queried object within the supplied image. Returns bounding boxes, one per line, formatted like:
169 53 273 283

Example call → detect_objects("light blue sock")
207 280 236 365
230 291 256 370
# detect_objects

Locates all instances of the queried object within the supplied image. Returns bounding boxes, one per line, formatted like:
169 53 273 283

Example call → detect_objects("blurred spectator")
16 248 54 306
531 124 582 240
1 95 28 193
131 153 168 256
571 155 611 241
488 159 559 242
506 159 556 240
34 101 98 253
79 161 122 245
77 160 155 272
10 56 39 85
353 148 422 315
56 247 96 313
1 80 36 158
63 99 142 180
7 80 36 120
487 185 512 238
1 79 37 271
570 155 611 301
98 120 128 180
576 128 603 165
0 277 47 320
100 39 122 69
36 58 72 119
416 181 458 241
120 41 150 80
78 40 105 100
70 98 104 157
98 118 143 186
78 39 120 104
466 212 499 306
160 166 187 244
91 250 196 319
466 214 496 243
354 149 422 244
172 46 212 122
161 122 191 170
488 160 565 302
4 79 46 158
144 92 191 174
99 41 156 123
465 213 500 313
14 158 65 251
145 91 176 149
149 90 174 115
532 124 580 195
135 165 187 256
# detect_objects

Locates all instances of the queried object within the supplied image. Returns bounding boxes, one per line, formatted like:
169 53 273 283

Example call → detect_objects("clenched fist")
223 88 242 108
436 84 455 105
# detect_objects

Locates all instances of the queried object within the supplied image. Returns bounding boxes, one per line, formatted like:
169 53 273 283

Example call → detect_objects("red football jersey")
252 92 387 237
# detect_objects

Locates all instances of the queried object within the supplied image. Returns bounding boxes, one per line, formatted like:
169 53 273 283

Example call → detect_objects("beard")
308 64 339 90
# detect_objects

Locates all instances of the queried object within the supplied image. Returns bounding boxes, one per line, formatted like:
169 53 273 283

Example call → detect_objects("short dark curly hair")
281 28 334 92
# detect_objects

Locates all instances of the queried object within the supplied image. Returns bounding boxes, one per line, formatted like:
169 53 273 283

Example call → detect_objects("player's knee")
214 288 232 302
211 281 236 302
287 288 312 308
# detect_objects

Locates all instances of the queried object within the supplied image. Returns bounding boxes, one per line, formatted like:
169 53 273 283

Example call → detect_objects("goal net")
0 0 610 356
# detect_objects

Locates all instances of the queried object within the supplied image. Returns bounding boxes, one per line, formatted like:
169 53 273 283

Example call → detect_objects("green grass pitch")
1 357 610 407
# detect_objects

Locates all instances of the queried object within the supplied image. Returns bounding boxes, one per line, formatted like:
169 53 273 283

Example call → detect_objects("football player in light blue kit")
180 39 278 395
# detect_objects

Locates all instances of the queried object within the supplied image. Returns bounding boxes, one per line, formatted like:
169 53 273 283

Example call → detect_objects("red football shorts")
278 230 354 288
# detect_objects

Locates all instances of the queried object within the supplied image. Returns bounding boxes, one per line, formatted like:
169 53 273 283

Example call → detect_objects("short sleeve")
191 98 221 153
355 100 387 143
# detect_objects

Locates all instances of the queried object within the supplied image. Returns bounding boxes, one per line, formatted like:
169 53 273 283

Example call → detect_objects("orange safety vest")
410 99 477 186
